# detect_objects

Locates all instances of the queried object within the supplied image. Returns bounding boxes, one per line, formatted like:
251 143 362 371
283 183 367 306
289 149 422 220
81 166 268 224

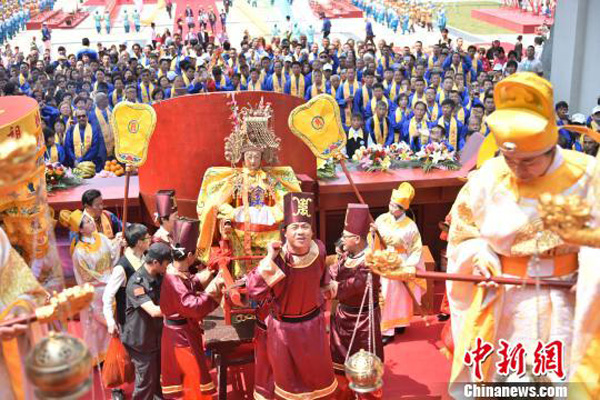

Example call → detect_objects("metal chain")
533 231 543 344
368 272 376 356
345 271 371 363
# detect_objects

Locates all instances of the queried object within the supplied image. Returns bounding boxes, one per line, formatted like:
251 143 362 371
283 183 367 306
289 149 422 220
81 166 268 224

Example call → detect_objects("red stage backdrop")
139 91 316 219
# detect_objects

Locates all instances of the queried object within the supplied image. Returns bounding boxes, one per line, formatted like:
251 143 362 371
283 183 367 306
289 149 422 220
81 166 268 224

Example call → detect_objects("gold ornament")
224 98 281 165
538 193 591 231
538 192 600 248
25 332 93 400
344 349 384 393
365 248 416 281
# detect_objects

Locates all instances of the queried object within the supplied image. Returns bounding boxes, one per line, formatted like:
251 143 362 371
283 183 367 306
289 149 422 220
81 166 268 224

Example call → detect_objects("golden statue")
196 99 301 277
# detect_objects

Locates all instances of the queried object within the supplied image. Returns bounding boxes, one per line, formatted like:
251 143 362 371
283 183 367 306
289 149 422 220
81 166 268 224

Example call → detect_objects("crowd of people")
353 0 445 34
0 14 596 176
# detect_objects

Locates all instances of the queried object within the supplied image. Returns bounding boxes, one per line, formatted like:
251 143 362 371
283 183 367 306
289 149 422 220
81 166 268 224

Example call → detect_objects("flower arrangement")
45 162 84 192
387 142 413 160
316 157 339 180
351 145 392 172
415 142 461 172
347 141 461 173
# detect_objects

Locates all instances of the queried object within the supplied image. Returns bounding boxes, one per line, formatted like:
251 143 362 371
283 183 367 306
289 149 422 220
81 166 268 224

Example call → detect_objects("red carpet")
81 322 452 399
172 0 222 39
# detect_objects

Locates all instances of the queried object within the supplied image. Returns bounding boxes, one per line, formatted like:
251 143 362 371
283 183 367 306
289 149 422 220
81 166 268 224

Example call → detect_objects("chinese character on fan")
463 338 565 380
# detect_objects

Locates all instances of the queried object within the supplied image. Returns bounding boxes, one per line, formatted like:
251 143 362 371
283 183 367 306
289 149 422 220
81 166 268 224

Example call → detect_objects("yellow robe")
196 166 301 277
374 213 426 334
447 148 600 395
0 227 46 400
71 232 120 362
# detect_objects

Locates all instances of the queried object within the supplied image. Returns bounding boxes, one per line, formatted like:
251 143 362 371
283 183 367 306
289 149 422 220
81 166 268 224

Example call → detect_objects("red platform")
310 0 363 19
471 8 553 34
26 10 89 30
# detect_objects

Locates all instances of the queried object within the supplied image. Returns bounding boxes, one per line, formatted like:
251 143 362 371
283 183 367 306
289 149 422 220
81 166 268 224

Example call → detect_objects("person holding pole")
373 182 426 344
330 203 383 399
446 73 599 393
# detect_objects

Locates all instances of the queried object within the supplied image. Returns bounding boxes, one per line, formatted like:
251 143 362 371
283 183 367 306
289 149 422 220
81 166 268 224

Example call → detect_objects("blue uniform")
132 11 140 32
94 13 102 33
64 122 106 170
104 13 111 34
436 116 466 150
44 143 66 164
123 12 130 33
366 115 395 146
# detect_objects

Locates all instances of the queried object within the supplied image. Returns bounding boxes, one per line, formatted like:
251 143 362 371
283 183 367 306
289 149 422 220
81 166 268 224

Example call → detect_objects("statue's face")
243 150 262 171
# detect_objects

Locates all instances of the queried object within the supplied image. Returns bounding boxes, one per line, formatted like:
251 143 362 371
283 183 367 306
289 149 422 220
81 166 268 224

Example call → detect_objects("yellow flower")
381 156 391 171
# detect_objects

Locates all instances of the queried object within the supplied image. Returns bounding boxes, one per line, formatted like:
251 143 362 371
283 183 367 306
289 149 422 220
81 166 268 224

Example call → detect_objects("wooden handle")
415 270 575 289
122 168 132 229
339 158 429 315
0 314 37 329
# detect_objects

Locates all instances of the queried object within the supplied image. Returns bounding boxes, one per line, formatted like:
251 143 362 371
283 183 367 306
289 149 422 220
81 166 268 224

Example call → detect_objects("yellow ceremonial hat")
391 182 415 210
59 209 84 233
486 72 558 157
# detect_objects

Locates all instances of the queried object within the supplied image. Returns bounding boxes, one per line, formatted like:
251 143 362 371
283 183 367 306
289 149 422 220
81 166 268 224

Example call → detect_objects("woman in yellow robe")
0 227 48 400
61 209 122 363
374 182 426 344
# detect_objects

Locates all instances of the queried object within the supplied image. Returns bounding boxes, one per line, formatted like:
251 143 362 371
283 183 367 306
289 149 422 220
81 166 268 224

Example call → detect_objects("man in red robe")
160 218 223 399
329 204 383 399
253 300 274 400
246 192 338 399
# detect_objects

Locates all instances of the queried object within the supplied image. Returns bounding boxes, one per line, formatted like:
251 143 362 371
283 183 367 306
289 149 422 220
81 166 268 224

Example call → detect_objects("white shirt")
101 247 143 329
518 57 543 74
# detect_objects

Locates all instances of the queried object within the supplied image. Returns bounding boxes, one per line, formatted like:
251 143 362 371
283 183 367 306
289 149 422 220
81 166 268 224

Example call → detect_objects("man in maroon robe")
246 192 338 399
253 300 274 400
329 204 383 399
160 218 223 399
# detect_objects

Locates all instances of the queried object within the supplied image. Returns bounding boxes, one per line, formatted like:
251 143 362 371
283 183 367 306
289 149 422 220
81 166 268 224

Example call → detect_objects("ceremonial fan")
110 101 157 228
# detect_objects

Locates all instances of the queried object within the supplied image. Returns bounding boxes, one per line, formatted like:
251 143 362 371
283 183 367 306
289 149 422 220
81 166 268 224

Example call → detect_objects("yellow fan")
111 102 157 167
288 94 347 160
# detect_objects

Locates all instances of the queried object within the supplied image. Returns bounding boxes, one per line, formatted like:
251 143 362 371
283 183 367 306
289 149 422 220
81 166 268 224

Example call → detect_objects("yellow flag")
111 102 157 167
288 94 347 160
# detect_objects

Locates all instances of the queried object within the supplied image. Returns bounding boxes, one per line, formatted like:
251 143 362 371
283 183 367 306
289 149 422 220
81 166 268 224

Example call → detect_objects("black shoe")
111 389 125 400
382 335 395 346
395 327 406 335
437 313 450 322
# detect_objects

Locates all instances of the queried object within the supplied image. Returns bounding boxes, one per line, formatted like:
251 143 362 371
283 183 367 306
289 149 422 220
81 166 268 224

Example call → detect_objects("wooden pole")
415 270 574 289
338 159 430 314
122 167 132 229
